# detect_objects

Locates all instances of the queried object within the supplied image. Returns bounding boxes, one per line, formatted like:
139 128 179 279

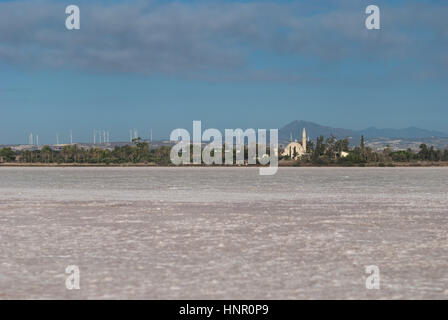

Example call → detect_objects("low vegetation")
284 135 448 166
1 135 448 166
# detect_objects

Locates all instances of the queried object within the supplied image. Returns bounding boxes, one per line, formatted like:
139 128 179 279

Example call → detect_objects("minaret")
302 128 307 153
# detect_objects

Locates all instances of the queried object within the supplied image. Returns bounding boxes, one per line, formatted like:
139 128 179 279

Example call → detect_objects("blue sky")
0 0 447 144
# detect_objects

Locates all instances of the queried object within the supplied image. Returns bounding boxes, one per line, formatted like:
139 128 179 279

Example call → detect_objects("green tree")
0 148 16 162
41 145 53 163
418 144 429 160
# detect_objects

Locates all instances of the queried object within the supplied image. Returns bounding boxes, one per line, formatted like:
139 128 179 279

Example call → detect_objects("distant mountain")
279 120 359 144
279 120 448 145
357 127 448 139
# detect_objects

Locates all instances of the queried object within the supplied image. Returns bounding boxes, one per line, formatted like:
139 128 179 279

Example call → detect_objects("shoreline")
1 161 448 168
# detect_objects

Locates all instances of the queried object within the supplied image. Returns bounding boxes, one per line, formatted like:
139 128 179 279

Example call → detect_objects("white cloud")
0 0 446 81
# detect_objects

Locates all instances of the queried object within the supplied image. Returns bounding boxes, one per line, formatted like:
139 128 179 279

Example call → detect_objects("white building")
282 128 307 160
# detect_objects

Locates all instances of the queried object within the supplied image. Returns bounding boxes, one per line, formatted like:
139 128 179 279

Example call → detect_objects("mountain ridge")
358 126 448 139
279 120 448 143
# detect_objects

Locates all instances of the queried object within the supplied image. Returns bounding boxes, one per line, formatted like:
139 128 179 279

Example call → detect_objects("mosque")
282 128 308 160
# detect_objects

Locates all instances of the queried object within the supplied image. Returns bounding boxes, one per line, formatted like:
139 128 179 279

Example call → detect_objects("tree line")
1 135 448 166
0 139 171 165
285 134 448 166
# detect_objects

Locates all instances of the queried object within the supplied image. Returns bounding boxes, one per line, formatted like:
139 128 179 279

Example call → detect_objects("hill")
279 120 448 148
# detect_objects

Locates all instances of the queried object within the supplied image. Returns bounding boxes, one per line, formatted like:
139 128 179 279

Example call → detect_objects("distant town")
1 120 448 153
1 120 448 167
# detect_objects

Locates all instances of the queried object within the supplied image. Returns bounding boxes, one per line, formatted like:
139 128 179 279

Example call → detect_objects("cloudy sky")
0 0 447 144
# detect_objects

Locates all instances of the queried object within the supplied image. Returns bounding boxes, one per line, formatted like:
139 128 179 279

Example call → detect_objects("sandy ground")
0 167 447 299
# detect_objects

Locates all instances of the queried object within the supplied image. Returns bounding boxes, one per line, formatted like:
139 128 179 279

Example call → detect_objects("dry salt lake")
0 167 447 299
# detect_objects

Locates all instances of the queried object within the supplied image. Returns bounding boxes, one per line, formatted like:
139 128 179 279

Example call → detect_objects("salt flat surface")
0 167 447 299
